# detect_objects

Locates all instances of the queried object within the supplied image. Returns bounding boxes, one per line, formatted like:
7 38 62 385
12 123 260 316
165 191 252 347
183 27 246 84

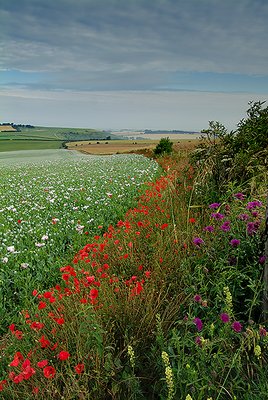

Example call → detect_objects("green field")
0 126 120 152
0 140 64 152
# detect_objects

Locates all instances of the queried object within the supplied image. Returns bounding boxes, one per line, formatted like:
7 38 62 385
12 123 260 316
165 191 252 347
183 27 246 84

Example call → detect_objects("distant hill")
0 125 119 152
144 129 199 134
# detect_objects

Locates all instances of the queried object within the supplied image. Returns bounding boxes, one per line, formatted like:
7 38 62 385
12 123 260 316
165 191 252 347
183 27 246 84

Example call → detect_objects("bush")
154 137 173 156
191 101 268 198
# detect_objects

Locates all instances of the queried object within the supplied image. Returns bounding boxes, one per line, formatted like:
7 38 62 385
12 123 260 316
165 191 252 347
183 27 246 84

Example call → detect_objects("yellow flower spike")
254 345 261 359
185 395 193 400
162 351 175 400
127 345 135 369
223 286 233 314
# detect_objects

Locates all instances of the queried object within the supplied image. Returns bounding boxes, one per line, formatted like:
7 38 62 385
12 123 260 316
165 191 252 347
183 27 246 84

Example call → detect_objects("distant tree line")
0 123 35 131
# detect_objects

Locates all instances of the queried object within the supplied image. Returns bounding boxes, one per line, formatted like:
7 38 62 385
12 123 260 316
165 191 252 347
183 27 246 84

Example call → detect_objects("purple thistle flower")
259 256 266 264
220 221 231 232
211 212 225 220
194 294 202 303
230 239 240 247
195 336 202 346
193 317 203 331
247 222 259 236
238 213 249 221
220 313 230 323
234 192 245 200
209 202 221 210
203 225 214 232
232 321 242 333
259 327 267 337
251 211 259 218
193 237 204 247
246 201 262 210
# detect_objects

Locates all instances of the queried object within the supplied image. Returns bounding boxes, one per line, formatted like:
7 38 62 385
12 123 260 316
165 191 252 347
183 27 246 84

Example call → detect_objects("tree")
153 137 173 156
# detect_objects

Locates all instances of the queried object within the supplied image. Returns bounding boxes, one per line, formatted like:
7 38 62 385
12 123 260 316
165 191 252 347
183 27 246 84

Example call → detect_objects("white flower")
41 235 49 241
2 257 8 263
76 224 84 234
7 246 15 253
35 242 45 248
21 263 29 269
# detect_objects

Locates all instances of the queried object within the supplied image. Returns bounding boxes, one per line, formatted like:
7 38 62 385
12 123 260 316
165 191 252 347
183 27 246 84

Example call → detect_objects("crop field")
67 138 199 155
0 126 119 152
0 140 64 152
0 150 161 330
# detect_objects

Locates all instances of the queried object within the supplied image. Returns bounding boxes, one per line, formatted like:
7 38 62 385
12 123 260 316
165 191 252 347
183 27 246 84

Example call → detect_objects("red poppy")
89 288 99 301
30 321 44 330
39 335 50 348
74 363 85 374
160 223 168 230
55 317 65 325
38 301 47 310
58 351 70 361
0 380 7 392
37 360 48 368
43 366 56 379
189 218 196 223
9 352 24 367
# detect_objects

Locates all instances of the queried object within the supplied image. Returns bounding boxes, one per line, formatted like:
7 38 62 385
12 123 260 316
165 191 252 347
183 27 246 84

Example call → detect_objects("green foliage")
154 137 173 156
191 101 268 199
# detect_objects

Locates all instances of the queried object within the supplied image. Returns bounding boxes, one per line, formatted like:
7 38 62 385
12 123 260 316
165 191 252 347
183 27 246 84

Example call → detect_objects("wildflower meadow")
0 102 267 399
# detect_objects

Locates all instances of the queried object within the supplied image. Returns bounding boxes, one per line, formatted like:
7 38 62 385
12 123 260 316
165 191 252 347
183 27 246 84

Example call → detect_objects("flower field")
0 152 161 330
0 136 267 399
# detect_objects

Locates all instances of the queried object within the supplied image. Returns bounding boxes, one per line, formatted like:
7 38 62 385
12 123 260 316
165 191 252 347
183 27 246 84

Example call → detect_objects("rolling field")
0 126 118 152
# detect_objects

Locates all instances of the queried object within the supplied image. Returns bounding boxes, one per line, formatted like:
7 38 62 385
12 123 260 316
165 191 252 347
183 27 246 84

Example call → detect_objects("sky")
1 0 268 131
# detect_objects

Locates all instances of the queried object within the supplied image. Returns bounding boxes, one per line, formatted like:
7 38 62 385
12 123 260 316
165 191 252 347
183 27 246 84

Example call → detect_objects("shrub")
191 101 268 199
154 137 173 156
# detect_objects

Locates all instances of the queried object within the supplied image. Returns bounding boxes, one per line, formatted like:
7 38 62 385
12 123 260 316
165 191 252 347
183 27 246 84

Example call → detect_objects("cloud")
1 0 268 94
2 1 268 133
